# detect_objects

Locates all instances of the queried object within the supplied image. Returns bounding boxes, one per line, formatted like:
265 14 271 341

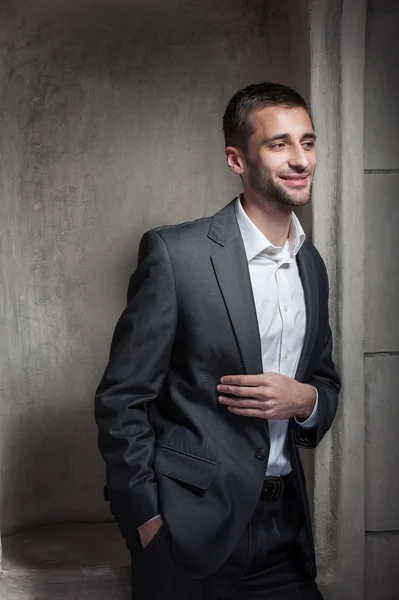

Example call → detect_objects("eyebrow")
259 132 317 145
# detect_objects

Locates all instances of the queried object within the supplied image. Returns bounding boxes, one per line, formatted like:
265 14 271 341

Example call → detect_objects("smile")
279 175 310 187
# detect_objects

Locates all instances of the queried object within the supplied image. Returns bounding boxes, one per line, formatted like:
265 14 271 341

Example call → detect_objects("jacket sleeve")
94 229 177 534
294 256 341 449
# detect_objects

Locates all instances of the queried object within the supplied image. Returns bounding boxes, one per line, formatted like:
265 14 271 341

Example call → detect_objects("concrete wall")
364 0 399 597
310 1 399 597
309 1 367 598
0 0 310 535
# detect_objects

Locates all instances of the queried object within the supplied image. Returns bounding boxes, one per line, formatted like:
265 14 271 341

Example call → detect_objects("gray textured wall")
0 0 310 534
309 1 367 597
364 0 399 596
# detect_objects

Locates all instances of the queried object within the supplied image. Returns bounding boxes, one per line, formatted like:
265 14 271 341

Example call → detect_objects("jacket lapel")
208 200 319 383
209 200 269 445
208 201 263 377
295 244 319 382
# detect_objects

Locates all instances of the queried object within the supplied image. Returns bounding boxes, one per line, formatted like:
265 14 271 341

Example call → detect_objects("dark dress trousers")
95 199 340 585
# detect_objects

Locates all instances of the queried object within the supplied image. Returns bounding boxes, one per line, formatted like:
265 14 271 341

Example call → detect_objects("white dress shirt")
235 196 318 477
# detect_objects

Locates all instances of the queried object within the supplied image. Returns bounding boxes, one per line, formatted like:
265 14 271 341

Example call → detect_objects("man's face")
240 106 316 207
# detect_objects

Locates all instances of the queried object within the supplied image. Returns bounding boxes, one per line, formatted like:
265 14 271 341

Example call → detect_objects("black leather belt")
260 473 294 501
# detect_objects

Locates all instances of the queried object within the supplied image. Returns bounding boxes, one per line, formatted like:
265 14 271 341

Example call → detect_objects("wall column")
309 1 367 598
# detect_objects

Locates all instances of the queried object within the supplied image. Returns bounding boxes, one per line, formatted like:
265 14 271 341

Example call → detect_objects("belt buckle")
263 476 284 500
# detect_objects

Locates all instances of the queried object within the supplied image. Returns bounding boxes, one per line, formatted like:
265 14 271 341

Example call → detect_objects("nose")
288 145 311 170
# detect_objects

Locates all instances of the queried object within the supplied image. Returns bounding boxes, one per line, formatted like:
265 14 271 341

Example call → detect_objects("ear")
225 146 245 175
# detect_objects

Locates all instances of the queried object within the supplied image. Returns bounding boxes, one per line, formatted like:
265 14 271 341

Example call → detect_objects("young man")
95 82 340 599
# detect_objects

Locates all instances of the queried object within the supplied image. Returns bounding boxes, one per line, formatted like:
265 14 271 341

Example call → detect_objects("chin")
275 189 311 207
290 194 311 206
291 197 310 206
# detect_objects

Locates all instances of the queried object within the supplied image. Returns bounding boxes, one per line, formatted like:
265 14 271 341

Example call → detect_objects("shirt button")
284 353 288 360
255 448 267 460
284 305 288 312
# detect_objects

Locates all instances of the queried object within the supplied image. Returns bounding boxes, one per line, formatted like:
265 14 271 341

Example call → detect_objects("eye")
302 141 315 149
270 142 286 150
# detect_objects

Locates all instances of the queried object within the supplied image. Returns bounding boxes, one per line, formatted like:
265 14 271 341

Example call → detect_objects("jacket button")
255 448 266 460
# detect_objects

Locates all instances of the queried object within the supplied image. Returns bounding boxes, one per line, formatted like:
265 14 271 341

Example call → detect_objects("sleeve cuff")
295 388 319 429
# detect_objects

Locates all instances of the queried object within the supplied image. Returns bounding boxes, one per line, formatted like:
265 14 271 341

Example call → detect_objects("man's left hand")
217 373 316 421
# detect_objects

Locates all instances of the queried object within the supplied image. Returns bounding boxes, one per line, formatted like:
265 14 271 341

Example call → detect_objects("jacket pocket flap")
153 445 219 490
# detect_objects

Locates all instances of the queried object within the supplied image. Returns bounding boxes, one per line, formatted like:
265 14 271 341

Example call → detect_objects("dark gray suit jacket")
95 199 340 578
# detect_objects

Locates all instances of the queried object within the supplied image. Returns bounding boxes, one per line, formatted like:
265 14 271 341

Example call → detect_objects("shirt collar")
235 196 306 263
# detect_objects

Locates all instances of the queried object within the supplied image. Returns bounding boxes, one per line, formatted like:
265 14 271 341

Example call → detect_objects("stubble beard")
247 157 313 208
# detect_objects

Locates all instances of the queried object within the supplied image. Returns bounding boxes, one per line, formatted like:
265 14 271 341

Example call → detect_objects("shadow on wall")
0 372 109 536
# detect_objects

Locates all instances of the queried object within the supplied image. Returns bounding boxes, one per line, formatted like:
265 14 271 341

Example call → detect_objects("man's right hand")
137 516 163 549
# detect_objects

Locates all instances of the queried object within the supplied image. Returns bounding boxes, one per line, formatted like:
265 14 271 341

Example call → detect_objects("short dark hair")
222 82 312 152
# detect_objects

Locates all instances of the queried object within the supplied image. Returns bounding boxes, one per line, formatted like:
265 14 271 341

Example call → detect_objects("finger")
220 374 266 386
218 396 267 409
263 372 289 385
217 384 263 398
226 406 267 418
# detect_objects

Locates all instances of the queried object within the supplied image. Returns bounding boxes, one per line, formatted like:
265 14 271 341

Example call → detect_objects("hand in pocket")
138 516 164 549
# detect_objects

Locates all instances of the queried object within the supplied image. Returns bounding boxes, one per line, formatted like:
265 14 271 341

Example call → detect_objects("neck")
241 189 293 247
